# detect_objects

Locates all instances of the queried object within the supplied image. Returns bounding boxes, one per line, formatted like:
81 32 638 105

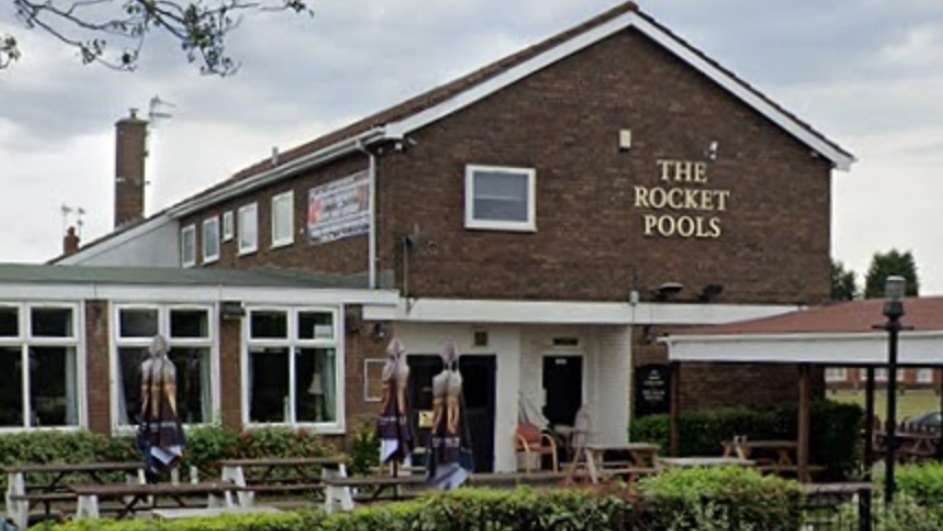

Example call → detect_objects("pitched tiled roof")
184 1 853 204
667 297 943 336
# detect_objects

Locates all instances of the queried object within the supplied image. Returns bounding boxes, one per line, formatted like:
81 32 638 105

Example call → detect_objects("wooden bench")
7 491 77 525
321 475 428 512
70 481 238 520
217 456 348 508
756 464 827 477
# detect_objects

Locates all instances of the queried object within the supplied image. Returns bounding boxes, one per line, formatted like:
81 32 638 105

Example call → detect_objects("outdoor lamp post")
882 275 906 504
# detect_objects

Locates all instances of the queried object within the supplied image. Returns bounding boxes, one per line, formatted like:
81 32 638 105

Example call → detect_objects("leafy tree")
831 259 857 301
1 0 312 75
864 249 920 299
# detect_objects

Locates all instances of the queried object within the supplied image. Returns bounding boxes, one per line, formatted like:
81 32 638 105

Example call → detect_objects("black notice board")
634 364 672 417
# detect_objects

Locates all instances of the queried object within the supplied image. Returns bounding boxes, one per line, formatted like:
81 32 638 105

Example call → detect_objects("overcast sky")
1 0 941 294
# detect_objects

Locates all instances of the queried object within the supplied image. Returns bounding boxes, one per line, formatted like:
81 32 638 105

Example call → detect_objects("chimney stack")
114 108 148 229
62 226 80 256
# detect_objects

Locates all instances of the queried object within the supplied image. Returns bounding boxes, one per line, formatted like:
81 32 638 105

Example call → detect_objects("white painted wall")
590 326 632 444
58 218 180 267
396 322 522 473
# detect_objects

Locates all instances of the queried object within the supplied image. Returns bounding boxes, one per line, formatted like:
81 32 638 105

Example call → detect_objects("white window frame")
237 203 259 256
180 224 196 267
222 211 234 242
242 306 345 434
917 368 934 384
0 302 85 433
271 191 295 248
110 303 219 433
464 164 537 232
824 367 847 383
202 217 220 264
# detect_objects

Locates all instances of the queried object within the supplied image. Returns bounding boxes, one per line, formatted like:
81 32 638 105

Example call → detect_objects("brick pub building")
1 3 854 472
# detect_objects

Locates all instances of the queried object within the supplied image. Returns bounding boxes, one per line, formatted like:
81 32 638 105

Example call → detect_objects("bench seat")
152 505 281 520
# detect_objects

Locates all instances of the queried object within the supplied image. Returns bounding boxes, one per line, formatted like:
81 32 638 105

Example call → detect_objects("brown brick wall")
173 26 838 428
219 317 243 430
181 154 370 276
114 116 147 229
378 28 832 306
85 300 111 434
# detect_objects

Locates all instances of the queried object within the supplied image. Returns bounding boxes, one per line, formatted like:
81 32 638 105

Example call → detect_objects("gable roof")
661 297 943 366
168 1 854 218
666 297 943 337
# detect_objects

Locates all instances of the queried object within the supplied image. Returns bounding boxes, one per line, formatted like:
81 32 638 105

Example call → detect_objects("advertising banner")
307 172 370 245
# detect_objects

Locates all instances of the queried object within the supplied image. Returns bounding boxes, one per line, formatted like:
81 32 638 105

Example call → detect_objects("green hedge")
48 488 633 531
0 426 335 488
46 470 804 531
639 466 801 531
629 399 864 479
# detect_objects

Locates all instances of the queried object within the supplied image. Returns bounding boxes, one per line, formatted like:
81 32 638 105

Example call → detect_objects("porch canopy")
660 296 943 481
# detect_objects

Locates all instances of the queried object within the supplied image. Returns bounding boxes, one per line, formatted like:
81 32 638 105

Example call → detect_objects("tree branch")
3 0 312 75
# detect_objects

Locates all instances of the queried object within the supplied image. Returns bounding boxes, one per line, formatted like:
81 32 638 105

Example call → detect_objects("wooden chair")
515 423 559 473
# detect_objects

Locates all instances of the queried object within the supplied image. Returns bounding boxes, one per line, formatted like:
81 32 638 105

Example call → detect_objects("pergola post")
798 363 811 483
670 361 680 457
864 367 875 478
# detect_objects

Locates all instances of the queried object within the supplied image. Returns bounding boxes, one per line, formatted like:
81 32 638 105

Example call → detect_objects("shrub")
0 426 336 487
48 488 634 531
348 425 380 477
630 399 864 479
639 467 800 531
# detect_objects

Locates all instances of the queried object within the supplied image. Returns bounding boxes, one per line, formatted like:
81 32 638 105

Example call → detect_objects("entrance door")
542 355 583 427
407 354 496 472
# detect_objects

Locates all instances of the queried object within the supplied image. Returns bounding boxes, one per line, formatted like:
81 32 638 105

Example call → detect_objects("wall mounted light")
654 282 684 301
706 140 719 161
699 284 724 302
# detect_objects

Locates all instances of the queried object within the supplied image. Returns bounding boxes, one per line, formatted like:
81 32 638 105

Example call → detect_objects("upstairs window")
271 191 294 248
465 164 536 232
222 211 234 242
180 224 196 267
202 217 220 264
238 203 259 255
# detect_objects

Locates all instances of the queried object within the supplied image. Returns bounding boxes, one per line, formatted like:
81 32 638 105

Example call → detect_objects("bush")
348 425 380 477
0 426 336 488
630 399 864 479
48 488 634 531
639 467 800 531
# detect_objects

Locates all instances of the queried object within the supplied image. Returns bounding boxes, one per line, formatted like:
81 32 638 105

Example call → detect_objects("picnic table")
873 430 940 462
722 439 797 464
4 462 146 529
658 457 755 469
217 456 350 509
321 475 428 512
70 481 237 520
565 442 660 484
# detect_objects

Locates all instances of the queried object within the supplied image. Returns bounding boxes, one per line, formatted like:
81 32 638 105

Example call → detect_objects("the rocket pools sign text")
634 159 731 239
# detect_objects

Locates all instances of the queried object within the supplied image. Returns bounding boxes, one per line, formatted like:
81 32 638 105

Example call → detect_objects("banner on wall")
307 172 370 245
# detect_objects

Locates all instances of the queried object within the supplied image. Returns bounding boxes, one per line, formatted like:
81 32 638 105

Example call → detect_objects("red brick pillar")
85 300 112 434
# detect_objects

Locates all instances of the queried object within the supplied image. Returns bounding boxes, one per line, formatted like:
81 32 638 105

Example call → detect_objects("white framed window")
244 307 342 431
824 367 847 382
918 369 934 384
222 211 234 242
465 164 536 232
238 203 259 255
271 191 294 248
112 304 216 429
180 224 196 267
0 303 82 430
202 217 220 264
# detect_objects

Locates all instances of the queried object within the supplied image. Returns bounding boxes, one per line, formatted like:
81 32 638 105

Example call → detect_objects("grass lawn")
830 388 942 422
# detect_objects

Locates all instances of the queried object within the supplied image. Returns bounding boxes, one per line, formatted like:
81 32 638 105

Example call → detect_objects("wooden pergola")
660 296 943 482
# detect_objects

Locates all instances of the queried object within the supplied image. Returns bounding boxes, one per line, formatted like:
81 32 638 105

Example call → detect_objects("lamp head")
883 276 906 319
